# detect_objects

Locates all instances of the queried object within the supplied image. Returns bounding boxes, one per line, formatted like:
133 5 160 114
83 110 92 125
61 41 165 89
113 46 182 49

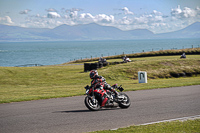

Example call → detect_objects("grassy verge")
91 119 200 133
1 76 199 103
0 65 89 103
0 53 200 103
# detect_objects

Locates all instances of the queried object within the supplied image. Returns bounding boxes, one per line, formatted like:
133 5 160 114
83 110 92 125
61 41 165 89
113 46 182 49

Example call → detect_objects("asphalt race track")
0 85 200 133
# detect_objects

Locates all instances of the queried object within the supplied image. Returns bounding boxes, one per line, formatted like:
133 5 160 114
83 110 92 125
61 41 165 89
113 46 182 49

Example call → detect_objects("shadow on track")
53 107 120 113
53 110 92 113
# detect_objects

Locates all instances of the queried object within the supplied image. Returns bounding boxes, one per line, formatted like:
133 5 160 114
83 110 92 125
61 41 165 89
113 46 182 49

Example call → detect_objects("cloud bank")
1 6 200 33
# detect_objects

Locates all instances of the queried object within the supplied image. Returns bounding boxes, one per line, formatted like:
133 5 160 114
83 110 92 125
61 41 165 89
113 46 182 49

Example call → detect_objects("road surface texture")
0 85 200 133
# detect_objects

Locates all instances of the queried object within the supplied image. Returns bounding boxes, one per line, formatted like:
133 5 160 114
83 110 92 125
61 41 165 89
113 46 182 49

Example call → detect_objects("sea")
0 38 200 67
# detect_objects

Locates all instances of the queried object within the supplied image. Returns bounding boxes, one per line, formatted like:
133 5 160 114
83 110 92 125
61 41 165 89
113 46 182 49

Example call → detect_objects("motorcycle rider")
89 70 119 107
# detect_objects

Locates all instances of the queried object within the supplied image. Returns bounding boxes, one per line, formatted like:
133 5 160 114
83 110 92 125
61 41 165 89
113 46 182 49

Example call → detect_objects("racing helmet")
90 70 98 79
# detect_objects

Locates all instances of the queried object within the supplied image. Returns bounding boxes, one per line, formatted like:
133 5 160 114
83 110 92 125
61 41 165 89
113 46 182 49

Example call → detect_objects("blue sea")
0 38 200 67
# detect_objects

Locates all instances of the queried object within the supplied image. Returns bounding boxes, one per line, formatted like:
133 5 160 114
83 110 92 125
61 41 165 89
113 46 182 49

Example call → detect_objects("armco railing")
84 61 129 72
15 64 43 67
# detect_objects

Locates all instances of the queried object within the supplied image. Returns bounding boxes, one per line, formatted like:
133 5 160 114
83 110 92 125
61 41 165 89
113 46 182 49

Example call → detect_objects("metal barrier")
15 64 43 67
84 62 109 72
84 61 128 72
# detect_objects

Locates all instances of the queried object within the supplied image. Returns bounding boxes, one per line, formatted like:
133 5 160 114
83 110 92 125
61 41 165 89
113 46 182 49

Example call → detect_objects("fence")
70 45 200 62
15 64 43 67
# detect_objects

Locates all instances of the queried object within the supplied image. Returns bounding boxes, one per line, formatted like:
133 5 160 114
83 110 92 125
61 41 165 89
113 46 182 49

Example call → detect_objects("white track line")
111 115 200 130
139 115 200 126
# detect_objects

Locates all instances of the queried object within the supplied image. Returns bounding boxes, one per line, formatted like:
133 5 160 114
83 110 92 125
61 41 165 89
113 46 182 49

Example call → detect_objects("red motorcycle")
84 84 131 111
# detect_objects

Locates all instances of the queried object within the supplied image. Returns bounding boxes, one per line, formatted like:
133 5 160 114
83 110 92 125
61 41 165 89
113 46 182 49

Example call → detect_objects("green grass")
0 53 200 103
100 55 200 79
91 119 200 133
0 65 89 103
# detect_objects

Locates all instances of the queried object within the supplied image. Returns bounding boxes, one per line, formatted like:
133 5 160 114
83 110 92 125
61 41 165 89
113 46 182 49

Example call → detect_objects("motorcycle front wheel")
118 93 131 109
84 96 101 111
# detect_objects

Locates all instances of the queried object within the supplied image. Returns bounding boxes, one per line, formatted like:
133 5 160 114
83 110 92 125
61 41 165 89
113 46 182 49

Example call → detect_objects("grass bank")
67 48 200 63
0 50 200 103
100 55 200 79
91 119 200 133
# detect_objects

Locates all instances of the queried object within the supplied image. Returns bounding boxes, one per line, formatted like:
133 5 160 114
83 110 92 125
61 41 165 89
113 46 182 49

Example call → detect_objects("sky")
0 0 200 33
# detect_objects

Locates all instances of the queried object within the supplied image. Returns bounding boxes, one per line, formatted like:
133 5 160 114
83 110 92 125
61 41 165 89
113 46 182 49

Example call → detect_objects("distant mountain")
155 22 200 38
0 24 50 41
46 23 155 40
0 22 199 42
44 23 129 40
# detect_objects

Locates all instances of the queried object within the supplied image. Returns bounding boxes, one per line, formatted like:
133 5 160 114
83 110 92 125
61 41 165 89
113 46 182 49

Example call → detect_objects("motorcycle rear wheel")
85 96 101 111
118 93 131 109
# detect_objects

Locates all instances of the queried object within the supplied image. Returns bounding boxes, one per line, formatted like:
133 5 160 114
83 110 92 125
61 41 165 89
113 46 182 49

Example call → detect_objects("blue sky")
0 0 200 33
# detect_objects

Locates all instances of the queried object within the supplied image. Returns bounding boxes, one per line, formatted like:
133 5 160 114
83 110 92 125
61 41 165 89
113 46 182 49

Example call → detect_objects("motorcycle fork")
91 88 96 104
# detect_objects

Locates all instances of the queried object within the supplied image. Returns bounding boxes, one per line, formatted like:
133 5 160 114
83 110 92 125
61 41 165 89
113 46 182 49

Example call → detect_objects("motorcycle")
123 56 131 62
124 57 131 62
84 84 131 111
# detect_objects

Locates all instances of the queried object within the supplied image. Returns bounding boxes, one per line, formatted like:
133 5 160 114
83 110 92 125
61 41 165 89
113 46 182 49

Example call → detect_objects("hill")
155 22 200 38
0 22 199 42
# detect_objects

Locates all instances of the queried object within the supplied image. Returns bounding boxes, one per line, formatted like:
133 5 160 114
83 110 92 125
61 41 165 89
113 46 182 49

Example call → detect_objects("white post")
138 71 147 83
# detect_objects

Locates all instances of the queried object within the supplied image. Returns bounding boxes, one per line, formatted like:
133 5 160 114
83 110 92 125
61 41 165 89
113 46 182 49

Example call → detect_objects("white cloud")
117 9 164 26
152 10 162 16
171 5 198 19
74 13 115 24
35 14 40 17
79 13 94 19
134 15 148 24
47 12 61 18
19 9 31 14
63 15 69 19
69 11 78 19
182 7 196 18
46 8 57 12
115 5 200 33
153 15 163 22
70 8 83 12
118 16 133 25
121 7 134 15
171 5 182 17
22 17 64 29
0 16 14 25
94 14 114 23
